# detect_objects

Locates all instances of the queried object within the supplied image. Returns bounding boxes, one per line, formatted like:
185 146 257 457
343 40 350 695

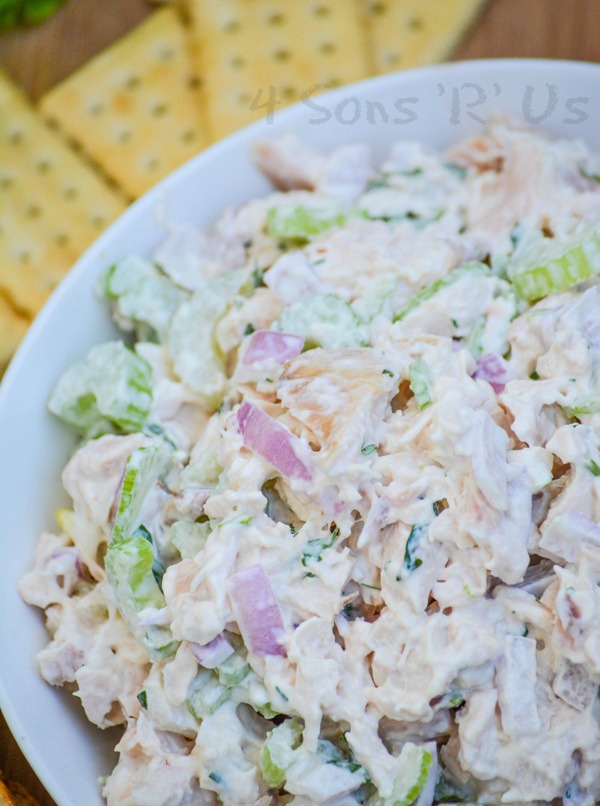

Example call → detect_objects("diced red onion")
237 401 313 482
228 564 286 657
243 330 304 366
108 467 126 527
190 633 235 669
473 352 511 393
50 547 84 578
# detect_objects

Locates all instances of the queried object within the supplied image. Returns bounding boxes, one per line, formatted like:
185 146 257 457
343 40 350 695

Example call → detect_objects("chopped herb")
342 602 354 619
275 686 289 702
580 166 600 183
445 162 467 179
451 318 459 329
251 267 263 287
522 626 529 637
397 166 424 177
448 691 466 707
585 459 600 476
382 368 394 377
535 597 542 604
312 258 326 266
264 377 273 383
301 528 339 567
361 443 378 455
208 771 224 784
137 690 148 709
432 499 448 516
243 323 255 336
399 524 427 578
289 523 297 535
464 584 474 598
530 370 540 380
360 582 382 591
239 515 253 525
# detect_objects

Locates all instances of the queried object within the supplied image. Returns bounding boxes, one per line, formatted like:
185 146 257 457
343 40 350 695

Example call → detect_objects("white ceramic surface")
1 60 599 805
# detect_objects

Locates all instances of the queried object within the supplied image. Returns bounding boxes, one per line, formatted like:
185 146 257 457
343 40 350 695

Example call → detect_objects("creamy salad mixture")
20 122 600 805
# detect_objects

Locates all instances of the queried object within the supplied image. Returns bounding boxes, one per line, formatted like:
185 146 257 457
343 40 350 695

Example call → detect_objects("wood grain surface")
1 1 599 804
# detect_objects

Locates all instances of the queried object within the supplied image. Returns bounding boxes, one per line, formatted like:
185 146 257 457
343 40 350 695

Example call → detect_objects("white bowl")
1 59 599 805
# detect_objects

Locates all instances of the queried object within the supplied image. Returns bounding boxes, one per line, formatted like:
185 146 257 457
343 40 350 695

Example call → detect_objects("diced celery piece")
171 521 212 559
259 718 303 787
274 293 367 349
48 341 153 437
187 669 231 718
112 446 169 543
352 276 398 322
105 535 177 658
217 652 251 688
366 743 433 806
167 270 250 409
511 223 600 301
408 360 433 409
99 256 187 341
394 263 490 322
179 444 223 487
562 396 600 418
266 204 348 242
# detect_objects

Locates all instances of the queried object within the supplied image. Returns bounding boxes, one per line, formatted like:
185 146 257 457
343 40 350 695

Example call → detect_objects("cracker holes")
151 102 168 118
124 75 141 91
181 129 197 145
267 12 284 26
238 91 252 106
88 101 105 118
231 56 246 69
158 47 175 63
0 175 14 190
116 129 132 145
319 41 336 55
62 186 78 200
36 158 52 174
408 16 424 31
143 157 160 173
55 233 70 247
7 129 24 145
223 19 240 33
90 213 107 229
367 1 386 14
281 86 296 100
18 250 31 264
313 4 331 18
26 204 41 219
274 48 291 62
382 52 400 67
188 76 202 91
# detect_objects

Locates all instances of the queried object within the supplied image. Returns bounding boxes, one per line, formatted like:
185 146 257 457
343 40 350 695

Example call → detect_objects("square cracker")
185 0 370 142
0 69 126 326
0 292 30 372
39 7 208 199
363 0 488 73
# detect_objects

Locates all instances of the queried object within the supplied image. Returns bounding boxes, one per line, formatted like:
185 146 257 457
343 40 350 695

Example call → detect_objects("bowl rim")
1 56 600 803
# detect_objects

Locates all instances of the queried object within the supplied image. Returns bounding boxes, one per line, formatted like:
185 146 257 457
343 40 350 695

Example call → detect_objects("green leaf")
274 293 367 349
510 222 600 301
408 359 433 409
394 263 490 322
22 0 65 24
301 528 338 568
48 341 153 437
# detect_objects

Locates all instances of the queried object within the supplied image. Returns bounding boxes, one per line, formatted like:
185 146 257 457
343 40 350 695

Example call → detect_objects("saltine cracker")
40 7 207 199
185 0 370 141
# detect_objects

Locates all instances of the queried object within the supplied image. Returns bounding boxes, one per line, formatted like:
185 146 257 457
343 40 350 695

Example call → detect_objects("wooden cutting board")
0 1 599 804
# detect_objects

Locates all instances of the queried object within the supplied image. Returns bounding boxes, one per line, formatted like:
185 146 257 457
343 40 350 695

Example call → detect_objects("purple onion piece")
243 330 304 365
228 564 286 658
